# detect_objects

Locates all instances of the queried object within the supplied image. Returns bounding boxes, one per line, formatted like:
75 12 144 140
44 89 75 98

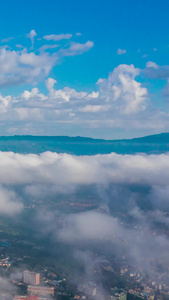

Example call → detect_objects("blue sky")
0 0 169 138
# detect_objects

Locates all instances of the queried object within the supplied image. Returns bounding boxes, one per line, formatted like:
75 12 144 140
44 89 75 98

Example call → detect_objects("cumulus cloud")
1 30 169 136
0 94 11 112
0 52 168 135
0 30 93 88
97 64 148 114
0 48 57 87
0 43 93 87
45 77 97 102
0 63 151 134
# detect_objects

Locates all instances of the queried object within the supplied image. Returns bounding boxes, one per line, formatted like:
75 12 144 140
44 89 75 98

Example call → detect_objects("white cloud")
117 48 127 55
88 91 99 98
0 94 11 112
145 61 169 79
38 44 59 52
0 30 94 88
0 150 168 219
43 33 72 41
1 37 14 43
57 211 121 243
61 41 94 56
45 77 57 91
0 47 168 135
0 148 167 291
1 145 169 248
146 61 159 69
45 77 94 102
79 105 108 113
20 87 47 101
0 48 57 86
16 44 24 48
0 151 168 187
97 64 148 114
26 29 37 49
0 186 23 215
0 63 161 134
15 107 43 121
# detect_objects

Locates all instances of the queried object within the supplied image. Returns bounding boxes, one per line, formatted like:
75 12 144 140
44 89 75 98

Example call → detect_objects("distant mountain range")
0 133 168 155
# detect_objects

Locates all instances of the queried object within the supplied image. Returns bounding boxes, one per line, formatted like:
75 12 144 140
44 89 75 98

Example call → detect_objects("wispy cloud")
26 29 37 49
43 33 72 41
117 48 127 55
38 44 59 52
61 41 94 56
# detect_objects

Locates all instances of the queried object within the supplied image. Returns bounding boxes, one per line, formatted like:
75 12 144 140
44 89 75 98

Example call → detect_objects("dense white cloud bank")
0 150 169 216
0 151 168 186
0 149 169 284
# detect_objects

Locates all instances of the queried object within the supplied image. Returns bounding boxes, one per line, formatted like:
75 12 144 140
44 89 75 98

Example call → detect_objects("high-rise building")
23 271 40 285
10 272 23 281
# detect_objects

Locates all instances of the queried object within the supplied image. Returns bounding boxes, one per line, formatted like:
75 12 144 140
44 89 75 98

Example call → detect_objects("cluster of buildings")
14 285 54 299
14 297 49 300
11 270 54 300
10 270 40 286
3 248 169 300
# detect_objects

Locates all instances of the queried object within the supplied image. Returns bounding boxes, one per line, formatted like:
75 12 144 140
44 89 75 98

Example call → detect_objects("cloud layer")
1 150 169 216
0 150 168 293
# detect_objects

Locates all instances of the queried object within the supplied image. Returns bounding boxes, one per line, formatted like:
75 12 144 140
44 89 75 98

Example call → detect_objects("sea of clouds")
0 150 169 296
